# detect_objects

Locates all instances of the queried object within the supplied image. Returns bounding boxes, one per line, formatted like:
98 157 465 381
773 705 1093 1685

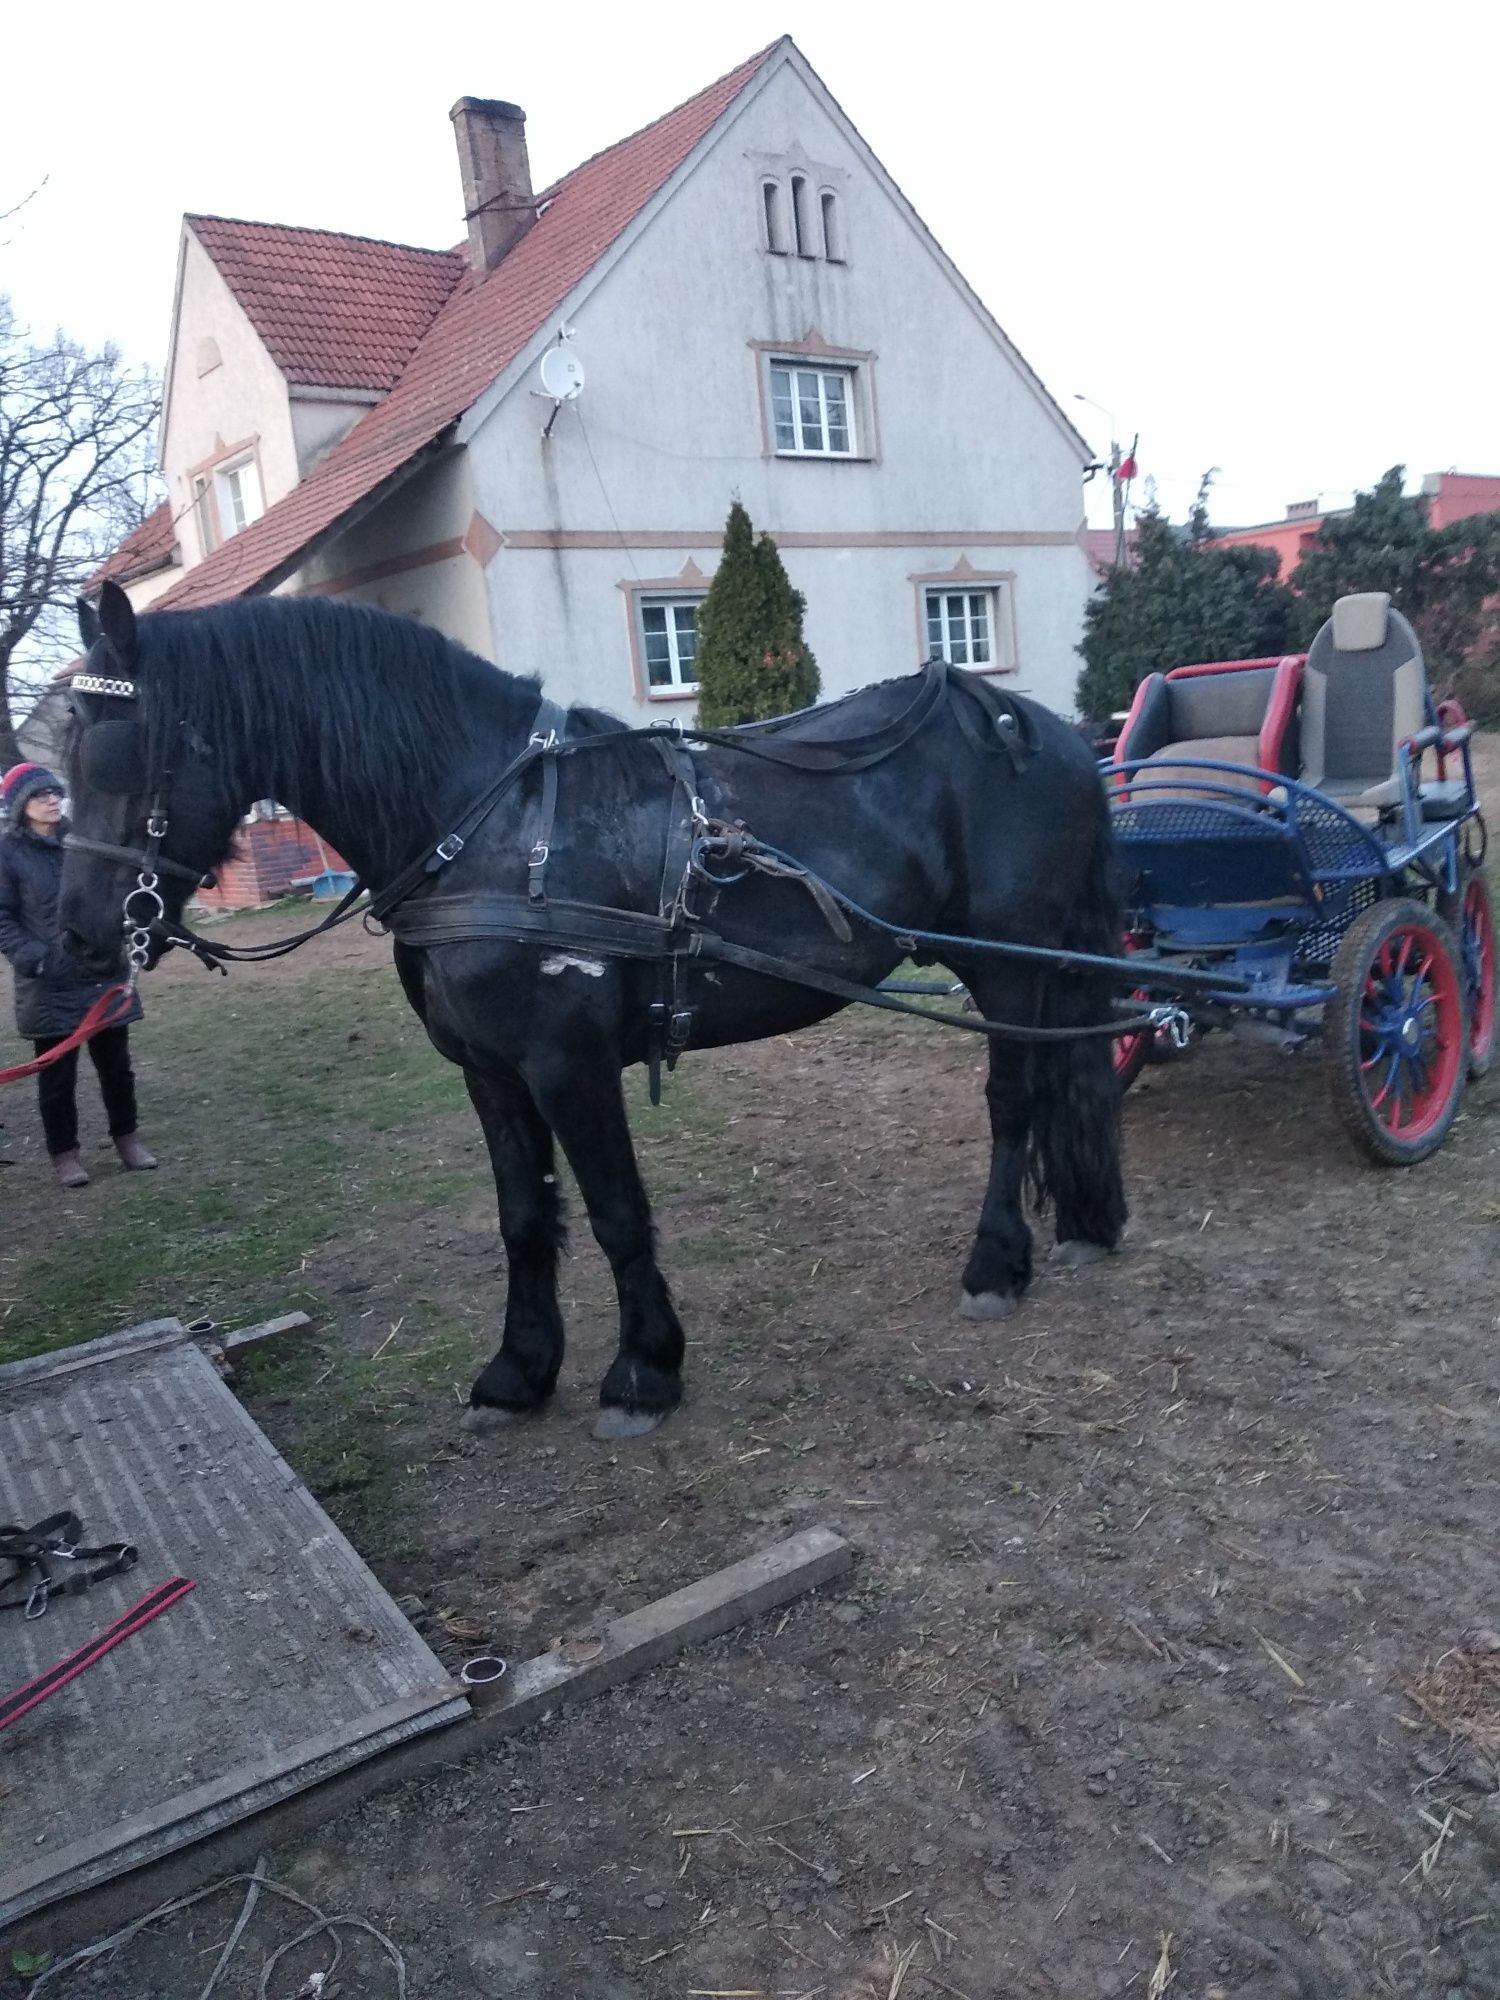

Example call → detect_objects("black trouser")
32 1026 138 1156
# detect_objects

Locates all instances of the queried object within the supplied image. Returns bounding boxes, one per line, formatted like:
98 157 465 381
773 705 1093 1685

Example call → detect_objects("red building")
1213 471 1500 577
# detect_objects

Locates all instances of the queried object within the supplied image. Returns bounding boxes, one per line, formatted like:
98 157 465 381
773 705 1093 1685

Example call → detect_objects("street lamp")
1074 394 1137 568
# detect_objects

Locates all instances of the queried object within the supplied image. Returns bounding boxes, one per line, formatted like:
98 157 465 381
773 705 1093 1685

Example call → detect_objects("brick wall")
195 816 351 911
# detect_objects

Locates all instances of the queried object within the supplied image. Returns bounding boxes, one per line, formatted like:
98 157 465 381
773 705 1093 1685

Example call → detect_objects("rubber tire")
1113 1022 1152 1094
1326 898 1467 1167
1438 865 1496 1079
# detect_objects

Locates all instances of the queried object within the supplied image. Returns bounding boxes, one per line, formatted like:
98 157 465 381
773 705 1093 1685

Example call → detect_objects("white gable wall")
464 54 1092 716
160 231 300 568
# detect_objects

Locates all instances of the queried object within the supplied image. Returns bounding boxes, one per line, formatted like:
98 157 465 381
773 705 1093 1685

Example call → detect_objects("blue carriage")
1107 591 1495 1164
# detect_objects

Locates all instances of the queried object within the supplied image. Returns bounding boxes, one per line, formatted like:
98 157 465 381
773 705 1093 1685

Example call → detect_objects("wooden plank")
0 1319 187 1391
221 1311 312 1352
4 1526 854 1952
485 1524 854 1727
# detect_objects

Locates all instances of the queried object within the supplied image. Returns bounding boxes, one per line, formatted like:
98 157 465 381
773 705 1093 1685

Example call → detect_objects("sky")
3 0 1494 534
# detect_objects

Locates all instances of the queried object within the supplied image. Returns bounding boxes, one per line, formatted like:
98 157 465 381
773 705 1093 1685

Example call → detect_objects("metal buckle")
146 813 168 840
529 729 558 751
434 833 465 864
530 842 549 866
1149 1003 1192 1049
25 1577 50 1620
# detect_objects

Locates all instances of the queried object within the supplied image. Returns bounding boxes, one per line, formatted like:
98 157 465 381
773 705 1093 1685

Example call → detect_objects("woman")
0 762 155 1187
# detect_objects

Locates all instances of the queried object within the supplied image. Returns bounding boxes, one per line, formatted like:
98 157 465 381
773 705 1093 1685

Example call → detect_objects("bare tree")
0 295 162 766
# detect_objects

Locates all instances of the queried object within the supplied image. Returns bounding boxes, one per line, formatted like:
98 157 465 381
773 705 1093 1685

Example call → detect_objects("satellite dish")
539 347 585 401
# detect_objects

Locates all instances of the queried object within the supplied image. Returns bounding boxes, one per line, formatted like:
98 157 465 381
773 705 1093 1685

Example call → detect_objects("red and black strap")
0 1576 196 1733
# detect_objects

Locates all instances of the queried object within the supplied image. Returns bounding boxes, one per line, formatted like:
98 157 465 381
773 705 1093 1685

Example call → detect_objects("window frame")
911 567 1018 676
768 362 857 459
624 587 707 702
752 341 878 464
819 188 843 262
215 455 265 538
761 178 787 255
185 436 265 559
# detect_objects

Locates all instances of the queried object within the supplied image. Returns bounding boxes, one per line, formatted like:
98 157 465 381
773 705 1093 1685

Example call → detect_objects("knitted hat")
2 763 64 820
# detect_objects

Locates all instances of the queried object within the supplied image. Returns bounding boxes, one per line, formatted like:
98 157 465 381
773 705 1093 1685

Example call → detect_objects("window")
639 597 702 693
820 189 842 261
762 180 786 254
216 457 264 537
790 174 811 256
192 475 216 555
926 589 1003 668
770 364 855 456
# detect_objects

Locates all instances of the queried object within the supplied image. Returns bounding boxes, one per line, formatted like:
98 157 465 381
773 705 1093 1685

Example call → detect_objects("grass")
0 931 707 1369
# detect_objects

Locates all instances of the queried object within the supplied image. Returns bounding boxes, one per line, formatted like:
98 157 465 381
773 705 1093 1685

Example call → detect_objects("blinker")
79 719 149 796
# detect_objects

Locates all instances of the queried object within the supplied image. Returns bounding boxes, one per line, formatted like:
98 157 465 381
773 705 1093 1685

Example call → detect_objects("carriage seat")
1300 593 1427 811
1113 655 1302 797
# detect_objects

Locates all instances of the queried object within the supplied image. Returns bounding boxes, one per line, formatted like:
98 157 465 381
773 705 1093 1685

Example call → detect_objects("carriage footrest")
1419 781 1471 821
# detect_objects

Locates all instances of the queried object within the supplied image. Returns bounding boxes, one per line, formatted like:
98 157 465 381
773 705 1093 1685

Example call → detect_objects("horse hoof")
592 1407 665 1441
462 1404 530 1434
960 1289 1022 1322
1050 1239 1115 1269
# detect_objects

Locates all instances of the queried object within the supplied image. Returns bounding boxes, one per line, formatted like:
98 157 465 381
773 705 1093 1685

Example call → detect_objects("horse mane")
123 596 621 815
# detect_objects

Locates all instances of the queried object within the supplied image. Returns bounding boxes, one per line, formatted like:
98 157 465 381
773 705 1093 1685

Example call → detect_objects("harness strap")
0 1512 141 1619
383 892 1178 1043
528 752 559 907
62 835 206 887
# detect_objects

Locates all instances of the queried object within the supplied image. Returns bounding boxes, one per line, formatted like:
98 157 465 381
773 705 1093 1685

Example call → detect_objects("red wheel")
1114 935 1152 1093
1440 867 1496 1078
1326 899 1467 1166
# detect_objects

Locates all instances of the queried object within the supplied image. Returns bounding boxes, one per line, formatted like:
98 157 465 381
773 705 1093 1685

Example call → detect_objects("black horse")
60 582 1125 1436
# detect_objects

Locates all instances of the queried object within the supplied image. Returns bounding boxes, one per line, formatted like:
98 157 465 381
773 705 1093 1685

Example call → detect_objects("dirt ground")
4 743 1500 1999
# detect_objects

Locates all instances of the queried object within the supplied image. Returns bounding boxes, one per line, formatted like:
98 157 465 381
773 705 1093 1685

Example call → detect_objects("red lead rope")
0 1577 197 1732
0 982 137 1088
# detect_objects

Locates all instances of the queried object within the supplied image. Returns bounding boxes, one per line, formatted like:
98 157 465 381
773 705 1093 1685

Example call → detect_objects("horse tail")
1027 800 1128 1248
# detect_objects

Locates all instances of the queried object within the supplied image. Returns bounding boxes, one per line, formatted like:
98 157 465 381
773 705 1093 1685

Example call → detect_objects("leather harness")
65 660 1226 1078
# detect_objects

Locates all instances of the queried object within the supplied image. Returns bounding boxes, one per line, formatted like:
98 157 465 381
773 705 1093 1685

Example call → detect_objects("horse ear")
98 580 138 663
77 596 101 649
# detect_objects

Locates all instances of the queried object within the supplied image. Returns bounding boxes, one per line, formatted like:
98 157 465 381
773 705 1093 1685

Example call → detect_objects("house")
99 37 1098 903
1213 471 1500 577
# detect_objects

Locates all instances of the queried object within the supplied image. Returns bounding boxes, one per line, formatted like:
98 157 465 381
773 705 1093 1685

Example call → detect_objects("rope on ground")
198 1854 267 2000
25 1859 408 2000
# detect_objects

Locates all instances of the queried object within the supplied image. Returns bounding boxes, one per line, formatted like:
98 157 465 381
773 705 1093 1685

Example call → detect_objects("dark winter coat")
0 819 143 1040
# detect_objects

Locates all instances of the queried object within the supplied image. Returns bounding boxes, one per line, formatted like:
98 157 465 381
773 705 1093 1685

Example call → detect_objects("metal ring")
460 1654 508 1687
123 885 165 926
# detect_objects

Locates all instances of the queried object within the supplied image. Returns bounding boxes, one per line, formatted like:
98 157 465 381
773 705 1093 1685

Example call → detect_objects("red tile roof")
1084 526 1138 574
158 43 779 613
188 216 464 392
88 499 178 588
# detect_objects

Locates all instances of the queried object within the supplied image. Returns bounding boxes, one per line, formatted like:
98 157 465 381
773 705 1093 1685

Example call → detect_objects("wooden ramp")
0 1328 469 1927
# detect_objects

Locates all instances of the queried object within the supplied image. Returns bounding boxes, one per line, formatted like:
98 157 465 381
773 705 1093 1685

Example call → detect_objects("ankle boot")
52 1150 90 1188
115 1133 158 1171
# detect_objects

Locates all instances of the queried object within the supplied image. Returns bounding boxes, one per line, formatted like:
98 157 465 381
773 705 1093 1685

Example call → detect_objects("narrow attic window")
820 190 843 262
196 337 222 377
762 180 787 254
790 174 811 257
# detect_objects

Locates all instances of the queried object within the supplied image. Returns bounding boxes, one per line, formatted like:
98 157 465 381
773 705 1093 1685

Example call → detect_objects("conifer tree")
695 501 820 725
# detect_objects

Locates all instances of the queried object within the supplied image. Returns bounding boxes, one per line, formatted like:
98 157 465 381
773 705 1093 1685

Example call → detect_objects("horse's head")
61 582 245 976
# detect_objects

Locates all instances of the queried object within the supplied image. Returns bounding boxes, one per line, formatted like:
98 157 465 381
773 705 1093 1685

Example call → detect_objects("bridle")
65 670 224 983
63 666 572 975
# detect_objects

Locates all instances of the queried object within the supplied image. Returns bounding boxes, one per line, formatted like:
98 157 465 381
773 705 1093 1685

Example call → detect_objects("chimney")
450 97 535 271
